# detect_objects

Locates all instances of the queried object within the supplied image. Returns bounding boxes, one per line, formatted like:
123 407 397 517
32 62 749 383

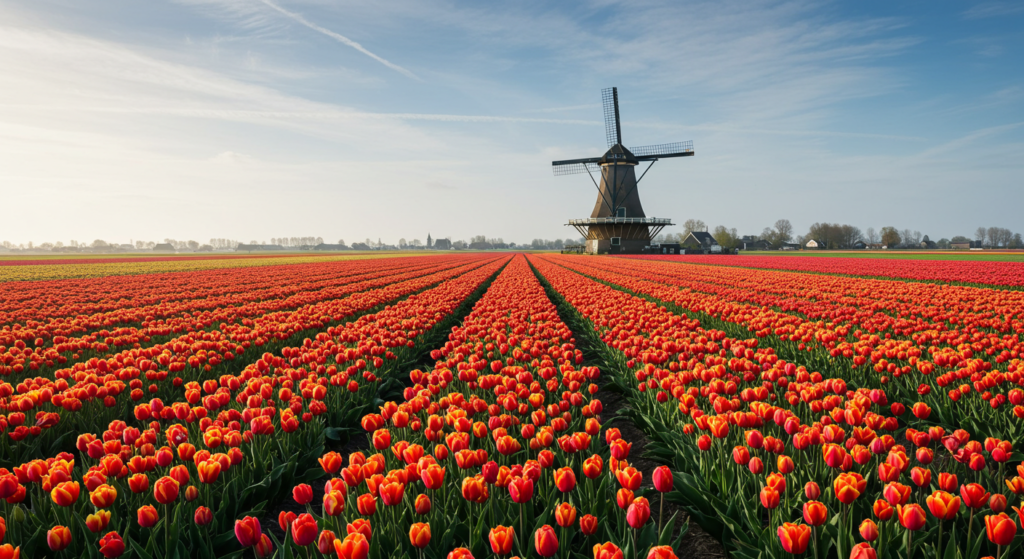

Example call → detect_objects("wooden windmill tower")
552 87 694 254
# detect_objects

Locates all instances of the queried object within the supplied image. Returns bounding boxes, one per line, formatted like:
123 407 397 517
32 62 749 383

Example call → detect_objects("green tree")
880 227 901 248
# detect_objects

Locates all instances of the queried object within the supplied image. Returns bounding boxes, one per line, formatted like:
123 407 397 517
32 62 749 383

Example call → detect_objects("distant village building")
680 231 719 250
235 244 286 252
153 243 175 252
313 243 350 251
805 239 825 249
434 238 452 250
737 235 772 250
853 240 868 249
920 240 937 249
951 241 971 250
427 234 433 249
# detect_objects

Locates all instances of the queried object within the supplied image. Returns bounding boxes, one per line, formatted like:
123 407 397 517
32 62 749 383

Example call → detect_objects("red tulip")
580 514 598 536
961 483 991 509
626 497 651 528
803 501 828 526
235 516 262 547
897 504 926 531
646 547 678 559
986 513 1016 546
291 514 318 546
534 525 558 558
850 542 876 559
926 491 960 520
652 466 673 492
137 505 159 528
859 519 878 541
554 467 577 492
98 532 125 558
292 483 313 505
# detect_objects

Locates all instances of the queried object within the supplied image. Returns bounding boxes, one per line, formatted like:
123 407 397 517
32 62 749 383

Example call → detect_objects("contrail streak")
259 0 419 80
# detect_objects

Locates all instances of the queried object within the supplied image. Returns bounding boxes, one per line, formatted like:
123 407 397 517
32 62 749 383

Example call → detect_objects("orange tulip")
461 475 489 504
555 502 577 527
580 514 598 536
138 505 159 528
421 464 445 491
760 487 780 509
197 460 221 484
489 525 515 555
859 519 879 541
646 547 678 559
409 523 431 549
128 474 149 494
447 549 474 559
593 542 624 559
356 493 376 516
90 484 117 508
776 522 810 554
347 519 372 541
802 501 828 526
86 510 111 533
319 451 343 474
833 473 864 505
0 544 19 559
50 481 80 507
334 533 369 559
47 526 72 551
883 482 911 506
926 491 961 520
379 480 405 506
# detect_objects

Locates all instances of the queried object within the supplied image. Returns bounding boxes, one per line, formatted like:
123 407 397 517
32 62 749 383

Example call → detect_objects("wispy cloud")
256 0 419 80
963 2 1024 19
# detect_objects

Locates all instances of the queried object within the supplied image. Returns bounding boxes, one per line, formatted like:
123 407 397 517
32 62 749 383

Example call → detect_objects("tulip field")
3 252 1024 559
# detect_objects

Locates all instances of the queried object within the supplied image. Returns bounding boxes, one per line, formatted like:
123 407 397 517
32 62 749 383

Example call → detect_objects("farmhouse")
153 243 175 252
951 241 971 250
434 238 452 250
680 231 719 249
805 239 825 249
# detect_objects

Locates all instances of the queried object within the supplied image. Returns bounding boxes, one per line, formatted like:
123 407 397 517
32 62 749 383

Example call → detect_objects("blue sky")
1 0 1021 246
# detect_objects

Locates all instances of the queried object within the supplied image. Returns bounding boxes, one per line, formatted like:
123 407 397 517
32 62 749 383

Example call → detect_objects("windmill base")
585 238 650 255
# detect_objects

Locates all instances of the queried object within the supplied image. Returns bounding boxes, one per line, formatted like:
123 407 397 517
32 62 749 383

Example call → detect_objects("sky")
1 0 1021 246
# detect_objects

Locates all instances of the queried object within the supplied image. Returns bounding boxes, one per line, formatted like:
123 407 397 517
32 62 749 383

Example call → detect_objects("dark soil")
598 384 727 559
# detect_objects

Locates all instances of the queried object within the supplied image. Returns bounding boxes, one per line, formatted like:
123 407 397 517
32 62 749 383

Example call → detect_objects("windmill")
552 87 693 254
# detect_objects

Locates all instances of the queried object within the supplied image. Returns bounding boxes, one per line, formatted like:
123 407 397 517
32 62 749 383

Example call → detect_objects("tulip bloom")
50 481 80 507
652 466 673 492
776 522 810 554
834 473 864 505
850 542 877 559
421 465 445 491
447 549 474 559
47 526 72 551
319 452 343 474
98 532 125 558
534 525 558 558
291 514 318 546
646 547 678 559
986 513 1016 546
593 542 624 559
580 514 598 536
489 525 514 555
137 505 159 528
317 530 336 555
883 482 912 506
415 493 432 515
554 467 576 493
760 487 780 509
859 519 879 541
926 491 960 520
87 510 112 533
409 523 431 549
194 507 213 526
804 482 820 500
235 516 262 547
90 484 117 508
153 476 179 505
961 483 991 509
356 493 377 516
347 519 372 541
293 483 313 505
555 502 577 528
334 533 370 559
803 501 828 526
254 534 273 558
627 497 651 529
897 504 927 531
990 494 1008 513
508 476 533 504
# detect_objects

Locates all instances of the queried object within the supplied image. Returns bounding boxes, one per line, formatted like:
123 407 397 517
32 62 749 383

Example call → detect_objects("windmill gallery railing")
566 217 674 240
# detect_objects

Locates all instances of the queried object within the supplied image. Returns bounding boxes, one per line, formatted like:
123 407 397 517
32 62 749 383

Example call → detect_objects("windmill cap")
599 144 638 165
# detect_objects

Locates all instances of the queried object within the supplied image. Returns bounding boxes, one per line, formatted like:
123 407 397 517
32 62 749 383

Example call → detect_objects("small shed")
805 239 825 249
853 241 867 249
951 241 971 250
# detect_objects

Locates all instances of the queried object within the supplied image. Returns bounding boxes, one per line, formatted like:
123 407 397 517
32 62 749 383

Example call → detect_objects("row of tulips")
0 254 392 283
242 255 686 559
0 257 508 558
530 254 1024 559
0 257 498 463
546 255 1024 441
0 255 456 359
624 254 1024 288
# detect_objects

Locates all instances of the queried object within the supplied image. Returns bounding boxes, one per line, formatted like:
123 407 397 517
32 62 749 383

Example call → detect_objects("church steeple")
427 233 433 248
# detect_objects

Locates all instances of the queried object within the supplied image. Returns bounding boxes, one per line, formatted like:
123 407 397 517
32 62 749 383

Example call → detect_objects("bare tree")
976 227 987 246
774 219 793 243
865 227 879 245
683 219 707 237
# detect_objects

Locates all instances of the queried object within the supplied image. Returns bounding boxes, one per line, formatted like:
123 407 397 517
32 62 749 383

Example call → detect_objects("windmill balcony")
567 217 674 226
